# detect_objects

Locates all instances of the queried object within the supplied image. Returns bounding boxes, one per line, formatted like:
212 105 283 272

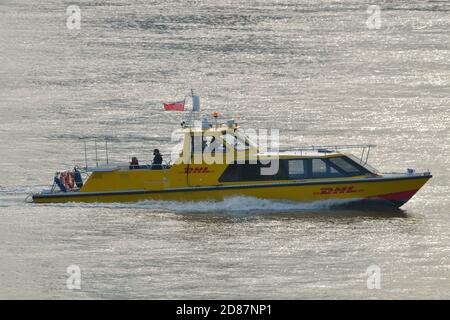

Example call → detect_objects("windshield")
223 132 251 151
236 129 258 148
346 154 379 174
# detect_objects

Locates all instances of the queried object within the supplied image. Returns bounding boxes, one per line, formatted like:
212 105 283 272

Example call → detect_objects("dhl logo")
314 186 363 195
181 167 213 174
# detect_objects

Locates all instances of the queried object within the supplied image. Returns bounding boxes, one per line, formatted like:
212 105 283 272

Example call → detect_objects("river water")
0 0 449 299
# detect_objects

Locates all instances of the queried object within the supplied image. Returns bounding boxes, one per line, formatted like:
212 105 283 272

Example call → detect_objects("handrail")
79 138 172 170
278 144 376 165
281 144 376 152
80 137 110 170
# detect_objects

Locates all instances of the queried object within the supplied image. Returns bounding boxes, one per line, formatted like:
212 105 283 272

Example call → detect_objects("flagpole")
161 90 197 128
189 89 195 128
189 89 193 128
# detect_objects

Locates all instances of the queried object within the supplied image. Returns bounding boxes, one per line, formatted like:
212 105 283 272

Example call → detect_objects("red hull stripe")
372 189 419 201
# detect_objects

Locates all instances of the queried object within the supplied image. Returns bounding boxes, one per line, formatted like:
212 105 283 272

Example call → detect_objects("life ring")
60 171 74 190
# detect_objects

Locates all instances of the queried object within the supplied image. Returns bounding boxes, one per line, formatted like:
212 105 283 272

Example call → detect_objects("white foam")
0 185 49 195
39 196 363 213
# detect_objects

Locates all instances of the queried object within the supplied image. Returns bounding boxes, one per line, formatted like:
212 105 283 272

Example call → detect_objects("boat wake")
34 196 373 214
0 184 402 214
0 185 50 207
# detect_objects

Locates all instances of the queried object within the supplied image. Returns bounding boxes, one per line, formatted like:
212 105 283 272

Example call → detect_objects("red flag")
163 100 185 111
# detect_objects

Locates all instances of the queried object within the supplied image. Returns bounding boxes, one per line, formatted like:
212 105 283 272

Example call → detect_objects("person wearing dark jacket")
152 149 163 169
129 156 139 169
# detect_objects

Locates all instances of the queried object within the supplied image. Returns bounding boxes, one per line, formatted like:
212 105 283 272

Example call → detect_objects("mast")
185 89 200 128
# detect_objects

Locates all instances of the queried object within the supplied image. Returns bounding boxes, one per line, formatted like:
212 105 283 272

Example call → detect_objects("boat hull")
32 174 431 208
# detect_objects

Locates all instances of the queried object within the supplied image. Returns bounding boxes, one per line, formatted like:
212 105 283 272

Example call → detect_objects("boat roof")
177 126 239 134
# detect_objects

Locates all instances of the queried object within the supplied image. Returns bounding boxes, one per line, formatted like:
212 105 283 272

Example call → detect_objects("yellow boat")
32 97 431 208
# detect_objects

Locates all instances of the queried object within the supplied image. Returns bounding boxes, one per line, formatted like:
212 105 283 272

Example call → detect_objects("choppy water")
1 0 449 299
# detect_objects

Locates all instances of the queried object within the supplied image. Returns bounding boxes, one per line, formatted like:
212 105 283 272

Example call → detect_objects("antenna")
84 141 88 170
95 139 98 167
192 89 200 112
105 138 109 165
184 89 201 128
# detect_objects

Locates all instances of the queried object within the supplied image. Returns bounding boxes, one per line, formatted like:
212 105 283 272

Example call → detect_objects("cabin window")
312 159 326 175
236 129 257 148
219 161 286 182
223 133 250 151
190 134 225 154
203 136 214 149
328 157 368 176
190 134 204 154
203 135 225 153
218 156 370 183
310 158 345 178
288 160 306 179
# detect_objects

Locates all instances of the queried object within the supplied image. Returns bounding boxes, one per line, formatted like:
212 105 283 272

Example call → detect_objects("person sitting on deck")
152 149 163 170
130 156 139 169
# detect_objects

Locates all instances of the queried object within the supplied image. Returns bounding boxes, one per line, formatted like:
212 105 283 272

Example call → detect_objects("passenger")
73 167 83 188
152 149 163 170
54 172 67 192
130 156 139 169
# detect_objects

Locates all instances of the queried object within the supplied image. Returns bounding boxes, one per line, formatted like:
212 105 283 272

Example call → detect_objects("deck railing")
279 144 376 165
